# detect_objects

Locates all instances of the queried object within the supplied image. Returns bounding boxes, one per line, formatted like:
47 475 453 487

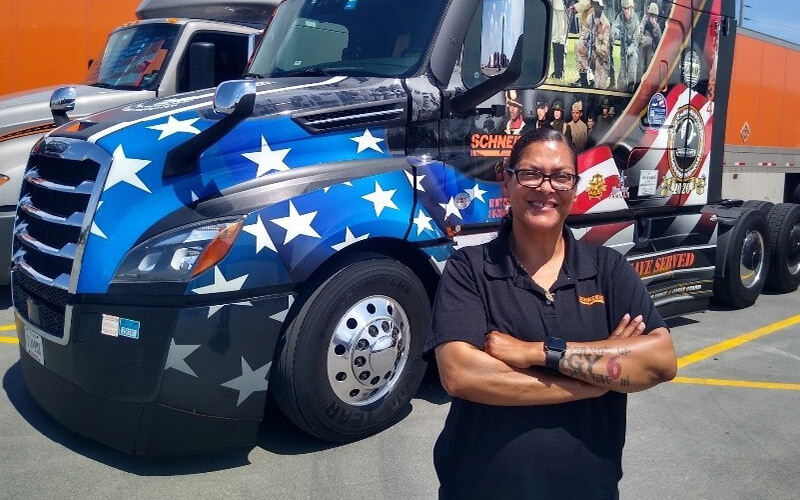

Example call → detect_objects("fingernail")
623 313 630 320
634 315 643 322
637 322 646 330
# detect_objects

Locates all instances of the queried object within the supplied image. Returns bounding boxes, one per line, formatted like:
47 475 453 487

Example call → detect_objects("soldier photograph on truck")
7 0 800 460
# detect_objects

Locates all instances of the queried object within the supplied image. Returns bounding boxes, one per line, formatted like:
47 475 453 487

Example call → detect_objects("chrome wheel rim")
740 229 765 289
788 223 800 276
326 295 410 406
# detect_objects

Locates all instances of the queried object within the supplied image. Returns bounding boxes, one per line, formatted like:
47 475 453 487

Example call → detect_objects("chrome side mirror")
50 87 77 126
213 80 256 117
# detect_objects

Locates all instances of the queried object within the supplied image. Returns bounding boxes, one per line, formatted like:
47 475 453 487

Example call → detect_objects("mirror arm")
449 35 524 116
162 93 255 179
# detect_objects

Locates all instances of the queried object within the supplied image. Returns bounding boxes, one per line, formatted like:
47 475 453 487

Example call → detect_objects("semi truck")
0 0 278 284
721 26 800 205
11 0 800 456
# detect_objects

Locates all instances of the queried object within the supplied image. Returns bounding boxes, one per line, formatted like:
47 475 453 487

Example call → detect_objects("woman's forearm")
435 342 608 406
554 329 677 392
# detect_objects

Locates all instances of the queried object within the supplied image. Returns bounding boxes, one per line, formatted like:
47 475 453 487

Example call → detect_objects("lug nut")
354 356 366 367
359 371 371 381
369 325 379 337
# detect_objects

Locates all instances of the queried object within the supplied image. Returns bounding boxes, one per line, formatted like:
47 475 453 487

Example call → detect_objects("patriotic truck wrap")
0 0 276 285
13 0 800 455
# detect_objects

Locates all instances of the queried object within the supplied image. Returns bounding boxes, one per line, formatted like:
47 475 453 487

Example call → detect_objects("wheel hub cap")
327 295 410 406
788 223 800 275
740 229 765 289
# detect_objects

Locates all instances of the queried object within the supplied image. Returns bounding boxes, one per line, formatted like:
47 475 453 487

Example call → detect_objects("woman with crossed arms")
426 127 677 499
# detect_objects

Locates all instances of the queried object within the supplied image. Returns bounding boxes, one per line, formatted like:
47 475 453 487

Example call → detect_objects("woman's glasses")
506 169 580 191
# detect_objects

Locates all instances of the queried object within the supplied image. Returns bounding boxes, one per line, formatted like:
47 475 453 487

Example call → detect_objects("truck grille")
11 138 109 341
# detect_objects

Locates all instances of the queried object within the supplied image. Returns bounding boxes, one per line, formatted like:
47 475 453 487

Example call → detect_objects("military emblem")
682 50 702 88
587 174 607 199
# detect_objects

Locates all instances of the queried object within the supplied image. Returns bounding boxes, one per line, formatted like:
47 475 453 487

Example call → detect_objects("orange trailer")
723 27 800 204
0 0 140 95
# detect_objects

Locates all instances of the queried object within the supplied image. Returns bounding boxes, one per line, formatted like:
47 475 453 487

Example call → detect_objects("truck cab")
12 0 800 456
0 0 277 284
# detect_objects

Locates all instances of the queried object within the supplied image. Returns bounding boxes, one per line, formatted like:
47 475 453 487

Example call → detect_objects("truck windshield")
248 0 448 79
85 24 180 90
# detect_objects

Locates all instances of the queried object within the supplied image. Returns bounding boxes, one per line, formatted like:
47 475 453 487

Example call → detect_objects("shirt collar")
484 223 598 281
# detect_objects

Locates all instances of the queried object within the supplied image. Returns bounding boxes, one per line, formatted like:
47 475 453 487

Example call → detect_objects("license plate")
24 326 45 365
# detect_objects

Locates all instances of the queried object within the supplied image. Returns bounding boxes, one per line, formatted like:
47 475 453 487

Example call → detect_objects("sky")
737 0 800 45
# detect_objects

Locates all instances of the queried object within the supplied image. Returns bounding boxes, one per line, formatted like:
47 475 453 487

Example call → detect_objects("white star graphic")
221 358 272 406
362 181 398 217
439 196 463 221
147 116 201 140
430 256 447 274
164 339 201 377
242 215 277 253
207 301 253 318
404 170 426 192
190 190 199 202
331 227 370 252
91 200 107 239
270 201 320 244
191 267 249 295
413 209 434 236
323 181 353 194
351 129 385 153
270 295 295 323
242 136 291 177
464 183 487 203
105 145 152 193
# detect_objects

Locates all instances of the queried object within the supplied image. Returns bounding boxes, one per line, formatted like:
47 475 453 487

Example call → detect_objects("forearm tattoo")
558 346 632 387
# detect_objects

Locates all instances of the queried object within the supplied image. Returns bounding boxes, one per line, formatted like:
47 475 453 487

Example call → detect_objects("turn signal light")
191 219 244 278
0 175 9 187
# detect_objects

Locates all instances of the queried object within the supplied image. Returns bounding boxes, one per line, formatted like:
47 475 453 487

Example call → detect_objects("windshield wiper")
243 72 266 79
278 67 336 77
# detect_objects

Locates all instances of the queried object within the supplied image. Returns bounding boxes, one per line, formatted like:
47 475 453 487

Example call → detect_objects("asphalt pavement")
1 286 799 499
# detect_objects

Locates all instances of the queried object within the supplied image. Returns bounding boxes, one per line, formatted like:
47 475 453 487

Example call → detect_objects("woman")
426 128 677 499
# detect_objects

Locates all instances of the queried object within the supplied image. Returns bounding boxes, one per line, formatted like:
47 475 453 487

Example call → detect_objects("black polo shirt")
426 225 667 500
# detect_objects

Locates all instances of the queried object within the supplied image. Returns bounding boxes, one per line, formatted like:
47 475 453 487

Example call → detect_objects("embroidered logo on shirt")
579 294 605 306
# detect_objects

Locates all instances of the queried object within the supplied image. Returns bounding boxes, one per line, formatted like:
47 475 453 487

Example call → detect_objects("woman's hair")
507 127 578 173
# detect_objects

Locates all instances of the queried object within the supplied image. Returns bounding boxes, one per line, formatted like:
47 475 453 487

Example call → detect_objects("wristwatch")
543 337 567 372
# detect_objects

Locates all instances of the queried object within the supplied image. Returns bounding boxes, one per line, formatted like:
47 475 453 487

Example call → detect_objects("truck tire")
742 200 774 217
766 203 800 293
271 255 429 442
713 208 770 309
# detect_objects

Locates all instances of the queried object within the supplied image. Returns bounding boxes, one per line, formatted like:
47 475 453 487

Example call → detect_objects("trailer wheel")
713 208 770 309
766 203 800 293
742 200 774 217
271 255 429 442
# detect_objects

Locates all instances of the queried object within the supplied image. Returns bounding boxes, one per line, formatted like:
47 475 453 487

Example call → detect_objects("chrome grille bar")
25 168 95 194
19 196 85 227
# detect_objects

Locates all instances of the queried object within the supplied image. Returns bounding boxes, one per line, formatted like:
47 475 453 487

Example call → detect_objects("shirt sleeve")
608 252 669 335
424 251 489 360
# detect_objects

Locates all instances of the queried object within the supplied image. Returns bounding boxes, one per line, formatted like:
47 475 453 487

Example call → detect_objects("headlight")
112 218 244 283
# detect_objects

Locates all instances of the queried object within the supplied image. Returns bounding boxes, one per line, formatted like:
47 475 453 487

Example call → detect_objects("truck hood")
0 85 155 140
50 76 410 293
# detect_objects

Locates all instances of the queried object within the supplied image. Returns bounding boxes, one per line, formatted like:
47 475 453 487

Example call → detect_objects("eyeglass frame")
505 168 581 191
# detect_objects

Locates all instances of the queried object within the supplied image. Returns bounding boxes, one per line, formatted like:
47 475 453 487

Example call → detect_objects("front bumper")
16 286 293 456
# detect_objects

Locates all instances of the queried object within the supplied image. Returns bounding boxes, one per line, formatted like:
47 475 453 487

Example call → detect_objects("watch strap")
544 337 567 372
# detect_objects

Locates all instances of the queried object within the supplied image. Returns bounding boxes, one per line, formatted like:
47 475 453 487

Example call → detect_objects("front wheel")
271 256 429 442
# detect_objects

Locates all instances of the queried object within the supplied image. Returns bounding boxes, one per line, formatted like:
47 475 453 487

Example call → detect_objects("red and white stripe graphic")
573 221 636 255
571 146 629 215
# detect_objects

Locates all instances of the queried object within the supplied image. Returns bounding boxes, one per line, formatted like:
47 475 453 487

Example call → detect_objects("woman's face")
503 140 577 233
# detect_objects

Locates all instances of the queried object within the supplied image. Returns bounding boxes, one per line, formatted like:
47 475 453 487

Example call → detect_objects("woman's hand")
608 313 646 339
484 331 540 369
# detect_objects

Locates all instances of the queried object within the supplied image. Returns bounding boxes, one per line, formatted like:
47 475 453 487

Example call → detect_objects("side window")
177 32 250 93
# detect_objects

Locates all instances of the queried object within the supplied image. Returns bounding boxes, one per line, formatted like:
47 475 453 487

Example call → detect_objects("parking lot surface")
2 286 799 499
